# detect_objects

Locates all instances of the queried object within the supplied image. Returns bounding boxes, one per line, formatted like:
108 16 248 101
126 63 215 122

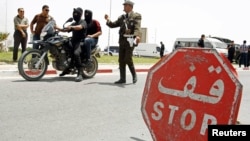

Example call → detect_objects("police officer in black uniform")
105 0 142 84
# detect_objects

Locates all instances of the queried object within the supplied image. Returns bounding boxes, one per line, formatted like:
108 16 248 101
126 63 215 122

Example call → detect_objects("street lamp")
5 0 7 32
107 0 112 56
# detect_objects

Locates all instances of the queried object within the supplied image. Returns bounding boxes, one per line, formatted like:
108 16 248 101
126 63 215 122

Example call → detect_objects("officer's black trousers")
118 38 136 81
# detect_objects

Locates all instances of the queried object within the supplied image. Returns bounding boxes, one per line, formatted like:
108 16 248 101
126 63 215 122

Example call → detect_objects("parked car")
173 37 228 57
210 36 232 45
103 46 119 56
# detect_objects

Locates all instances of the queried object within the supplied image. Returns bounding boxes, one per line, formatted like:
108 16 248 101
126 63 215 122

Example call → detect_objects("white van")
134 43 169 57
134 43 159 57
173 37 228 57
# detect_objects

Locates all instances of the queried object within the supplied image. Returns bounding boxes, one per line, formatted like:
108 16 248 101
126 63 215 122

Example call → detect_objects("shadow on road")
130 137 147 141
12 76 80 83
84 81 136 88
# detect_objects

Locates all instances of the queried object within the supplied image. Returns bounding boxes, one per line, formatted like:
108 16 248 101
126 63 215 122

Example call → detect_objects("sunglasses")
44 9 49 12
19 11 24 12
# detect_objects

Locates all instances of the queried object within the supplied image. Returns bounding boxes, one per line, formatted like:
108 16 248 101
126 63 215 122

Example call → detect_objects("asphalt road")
0 73 153 141
0 71 249 141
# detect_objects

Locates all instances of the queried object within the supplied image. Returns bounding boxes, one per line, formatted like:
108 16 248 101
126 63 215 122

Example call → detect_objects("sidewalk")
0 62 154 77
0 61 247 78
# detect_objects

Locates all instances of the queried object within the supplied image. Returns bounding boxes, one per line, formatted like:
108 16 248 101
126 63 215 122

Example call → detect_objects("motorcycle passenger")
82 9 102 66
59 7 87 82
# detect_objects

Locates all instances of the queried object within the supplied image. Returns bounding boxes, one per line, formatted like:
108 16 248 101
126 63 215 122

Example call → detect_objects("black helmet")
73 7 83 15
73 7 83 21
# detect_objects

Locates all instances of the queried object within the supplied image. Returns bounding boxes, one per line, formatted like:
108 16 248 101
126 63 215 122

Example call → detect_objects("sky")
0 0 250 51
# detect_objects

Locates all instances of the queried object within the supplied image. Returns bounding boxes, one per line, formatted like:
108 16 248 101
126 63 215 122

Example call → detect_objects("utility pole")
154 28 157 43
107 0 112 56
5 0 8 50
5 0 7 32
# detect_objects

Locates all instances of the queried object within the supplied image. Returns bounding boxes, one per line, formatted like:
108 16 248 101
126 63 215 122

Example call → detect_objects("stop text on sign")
151 102 217 135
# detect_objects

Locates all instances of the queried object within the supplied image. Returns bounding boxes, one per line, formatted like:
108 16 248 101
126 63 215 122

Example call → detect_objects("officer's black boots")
75 67 83 82
114 68 126 84
132 74 137 84
128 65 137 84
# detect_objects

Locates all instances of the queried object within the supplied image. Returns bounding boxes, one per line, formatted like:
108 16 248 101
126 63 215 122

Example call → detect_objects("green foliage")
0 32 9 42
0 51 15 64
97 55 160 64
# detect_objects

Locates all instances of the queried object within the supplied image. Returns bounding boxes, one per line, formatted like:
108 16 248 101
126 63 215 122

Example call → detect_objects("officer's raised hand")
104 14 109 21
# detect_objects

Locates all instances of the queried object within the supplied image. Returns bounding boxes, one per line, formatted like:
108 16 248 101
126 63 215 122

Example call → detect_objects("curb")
0 68 150 77
97 68 149 73
0 63 245 77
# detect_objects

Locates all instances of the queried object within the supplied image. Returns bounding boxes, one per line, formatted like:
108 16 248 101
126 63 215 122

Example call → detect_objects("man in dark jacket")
198 34 205 48
160 41 165 58
227 40 235 63
59 7 87 82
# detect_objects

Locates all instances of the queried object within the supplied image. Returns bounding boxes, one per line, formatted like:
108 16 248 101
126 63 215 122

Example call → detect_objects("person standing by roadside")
160 41 165 58
30 5 53 50
13 8 29 62
227 40 235 63
198 34 205 48
104 0 142 84
239 40 249 69
247 45 250 68
175 41 182 49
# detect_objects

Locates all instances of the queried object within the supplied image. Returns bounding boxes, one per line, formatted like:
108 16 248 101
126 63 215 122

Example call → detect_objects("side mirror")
66 17 73 23
63 17 73 28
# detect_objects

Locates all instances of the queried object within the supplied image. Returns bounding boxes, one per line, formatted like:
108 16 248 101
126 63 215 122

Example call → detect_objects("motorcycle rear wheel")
82 56 98 78
18 49 48 81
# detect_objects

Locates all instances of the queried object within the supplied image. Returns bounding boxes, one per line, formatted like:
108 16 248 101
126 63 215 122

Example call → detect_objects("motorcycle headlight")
40 32 47 40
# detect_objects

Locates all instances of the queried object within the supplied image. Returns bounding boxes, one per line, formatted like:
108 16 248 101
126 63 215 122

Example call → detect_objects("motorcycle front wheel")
82 56 98 78
18 49 48 81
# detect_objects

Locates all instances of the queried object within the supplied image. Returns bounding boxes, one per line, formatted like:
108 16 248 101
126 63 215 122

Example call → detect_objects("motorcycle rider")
82 9 102 66
59 7 87 82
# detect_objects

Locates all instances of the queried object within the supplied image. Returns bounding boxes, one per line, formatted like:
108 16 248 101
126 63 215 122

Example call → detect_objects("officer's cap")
123 0 134 6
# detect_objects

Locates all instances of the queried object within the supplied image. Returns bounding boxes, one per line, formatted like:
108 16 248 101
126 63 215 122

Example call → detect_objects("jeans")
83 37 98 60
32 34 50 64
32 34 40 49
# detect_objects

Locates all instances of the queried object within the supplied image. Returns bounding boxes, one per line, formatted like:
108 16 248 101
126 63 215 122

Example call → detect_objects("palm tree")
0 32 9 52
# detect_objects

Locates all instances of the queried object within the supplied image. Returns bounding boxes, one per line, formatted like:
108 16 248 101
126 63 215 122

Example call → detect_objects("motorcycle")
18 18 101 81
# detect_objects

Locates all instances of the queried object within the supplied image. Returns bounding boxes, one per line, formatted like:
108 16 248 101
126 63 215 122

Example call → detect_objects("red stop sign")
141 48 243 141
